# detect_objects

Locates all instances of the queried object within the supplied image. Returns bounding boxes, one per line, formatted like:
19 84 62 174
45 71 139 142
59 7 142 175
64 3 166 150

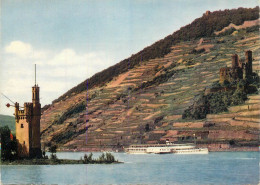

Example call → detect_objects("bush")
50 154 57 160
82 152 116 164
189 48 205 54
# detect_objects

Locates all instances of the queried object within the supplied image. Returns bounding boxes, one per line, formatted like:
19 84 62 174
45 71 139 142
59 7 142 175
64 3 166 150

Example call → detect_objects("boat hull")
124 143 209 154
173 148 209 154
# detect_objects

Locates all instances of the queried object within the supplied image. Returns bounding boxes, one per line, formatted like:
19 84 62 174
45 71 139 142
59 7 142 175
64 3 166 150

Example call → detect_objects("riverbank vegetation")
1 152 120 165
0 125 120 165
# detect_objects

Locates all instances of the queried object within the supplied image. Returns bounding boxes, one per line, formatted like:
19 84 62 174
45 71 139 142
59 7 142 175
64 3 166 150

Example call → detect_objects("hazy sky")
0 0 258 116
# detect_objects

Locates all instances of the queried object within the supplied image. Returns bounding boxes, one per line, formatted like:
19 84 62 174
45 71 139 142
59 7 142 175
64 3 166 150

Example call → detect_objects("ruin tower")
203 10 211 16
245 50 253 76
15 66 42 158
232 54 239 68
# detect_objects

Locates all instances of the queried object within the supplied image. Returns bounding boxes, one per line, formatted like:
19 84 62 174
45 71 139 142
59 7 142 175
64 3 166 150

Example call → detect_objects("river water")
1 152 259 184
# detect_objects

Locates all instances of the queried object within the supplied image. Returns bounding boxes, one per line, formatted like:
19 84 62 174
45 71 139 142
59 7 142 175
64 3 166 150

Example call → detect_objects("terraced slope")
41 27 259 151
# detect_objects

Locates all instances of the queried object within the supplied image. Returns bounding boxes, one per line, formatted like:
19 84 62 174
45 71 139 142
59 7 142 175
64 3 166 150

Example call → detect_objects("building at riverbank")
15 82 42 158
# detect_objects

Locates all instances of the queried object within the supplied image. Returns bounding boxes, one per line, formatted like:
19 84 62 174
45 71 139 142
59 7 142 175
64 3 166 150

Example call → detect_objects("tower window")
21 124 24 128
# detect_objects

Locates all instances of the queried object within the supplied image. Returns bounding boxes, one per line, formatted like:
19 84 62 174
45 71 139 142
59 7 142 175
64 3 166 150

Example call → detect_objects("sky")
0 0 259 116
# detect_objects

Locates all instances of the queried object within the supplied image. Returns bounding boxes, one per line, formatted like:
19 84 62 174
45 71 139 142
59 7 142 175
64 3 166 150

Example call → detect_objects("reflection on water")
1 152 259 184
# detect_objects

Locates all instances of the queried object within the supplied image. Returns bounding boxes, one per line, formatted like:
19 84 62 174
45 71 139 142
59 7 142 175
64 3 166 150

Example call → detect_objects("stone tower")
15 67 42 158
231 54 239 68
245 50 252 77
31 84 42 157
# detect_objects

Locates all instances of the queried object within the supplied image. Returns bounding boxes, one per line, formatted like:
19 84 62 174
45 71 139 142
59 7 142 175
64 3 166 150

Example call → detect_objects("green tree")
105 153 115 163
0 126 17 161
48 145 57 160
98 153 105 163
83 153 93 163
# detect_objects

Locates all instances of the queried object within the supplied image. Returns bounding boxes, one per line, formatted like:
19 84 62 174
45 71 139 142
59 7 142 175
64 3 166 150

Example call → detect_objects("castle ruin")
219 50 252 84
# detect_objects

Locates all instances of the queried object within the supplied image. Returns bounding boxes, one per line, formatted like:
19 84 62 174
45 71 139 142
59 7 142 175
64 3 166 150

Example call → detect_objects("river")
1 152 259 184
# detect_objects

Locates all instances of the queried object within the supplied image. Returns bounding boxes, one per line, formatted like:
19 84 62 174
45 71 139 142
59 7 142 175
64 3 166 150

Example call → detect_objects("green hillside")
41 6 260 151
52 6 259 104
0 114 15 133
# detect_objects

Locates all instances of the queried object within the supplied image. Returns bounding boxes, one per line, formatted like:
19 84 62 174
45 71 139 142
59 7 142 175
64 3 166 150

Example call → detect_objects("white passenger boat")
125 141 208 154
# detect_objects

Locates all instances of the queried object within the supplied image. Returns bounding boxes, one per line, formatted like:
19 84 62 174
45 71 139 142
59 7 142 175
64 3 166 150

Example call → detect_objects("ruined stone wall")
219 67 232 83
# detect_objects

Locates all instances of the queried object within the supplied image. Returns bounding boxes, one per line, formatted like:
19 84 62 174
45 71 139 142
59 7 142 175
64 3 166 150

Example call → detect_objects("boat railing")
128 143 195 148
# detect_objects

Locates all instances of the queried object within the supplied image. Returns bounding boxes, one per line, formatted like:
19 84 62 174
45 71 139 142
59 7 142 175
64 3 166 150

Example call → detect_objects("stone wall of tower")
220 52 249 84
219 67 232 84
232 54 239 68
15 102 33 158
245 50 252 77
31 85 42 158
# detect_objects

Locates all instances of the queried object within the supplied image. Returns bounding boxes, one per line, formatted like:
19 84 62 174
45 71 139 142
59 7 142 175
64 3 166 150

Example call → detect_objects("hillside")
41 7 260 151
52 6 259 104
0 114 15 133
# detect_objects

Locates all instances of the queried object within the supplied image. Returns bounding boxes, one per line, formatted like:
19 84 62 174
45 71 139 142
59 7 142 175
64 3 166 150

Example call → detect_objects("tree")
49 145 57 154
98 153 105 163
83 153 93 163
0 126 17 161
105 153 115 163
145 124 150 132
48 145 57 160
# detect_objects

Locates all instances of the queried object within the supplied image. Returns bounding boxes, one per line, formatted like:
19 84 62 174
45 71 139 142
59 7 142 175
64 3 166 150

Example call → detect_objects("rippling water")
1 152 259 184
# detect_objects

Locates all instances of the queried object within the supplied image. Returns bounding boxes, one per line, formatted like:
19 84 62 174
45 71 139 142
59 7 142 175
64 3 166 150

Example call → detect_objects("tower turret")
32 85 40 104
